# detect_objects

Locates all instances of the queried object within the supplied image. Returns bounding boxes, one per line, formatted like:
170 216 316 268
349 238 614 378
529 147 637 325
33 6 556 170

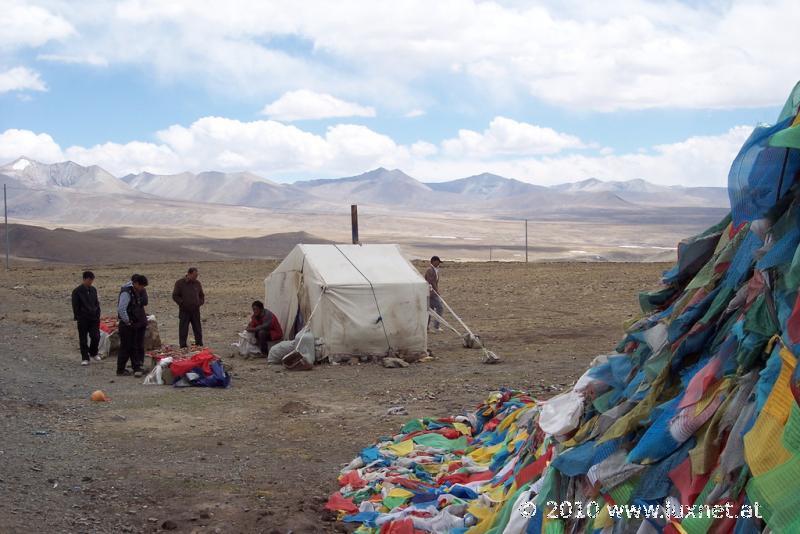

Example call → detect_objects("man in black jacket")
172 267 205 348
71 271 101 366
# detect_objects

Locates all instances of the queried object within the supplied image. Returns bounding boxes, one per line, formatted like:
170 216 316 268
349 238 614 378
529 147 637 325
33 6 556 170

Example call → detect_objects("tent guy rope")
432 289 501 364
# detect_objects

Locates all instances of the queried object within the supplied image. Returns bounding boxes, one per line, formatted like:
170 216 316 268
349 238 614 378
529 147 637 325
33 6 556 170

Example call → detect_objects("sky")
0 0 798 186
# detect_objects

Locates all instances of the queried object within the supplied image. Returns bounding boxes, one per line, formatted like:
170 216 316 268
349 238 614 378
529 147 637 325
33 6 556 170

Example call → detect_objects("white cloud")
405 109 425 118
0 119 752 188
7 116 410 177
410 126 752 187
4 0 799 111
37 53 108 67
261 90 376 121
65 141 180 175
0 129 63 162
411 141 438 158
442 117 585 158
0 67 47 93
155 116 334 172
324 124 405 169
0 1 74 50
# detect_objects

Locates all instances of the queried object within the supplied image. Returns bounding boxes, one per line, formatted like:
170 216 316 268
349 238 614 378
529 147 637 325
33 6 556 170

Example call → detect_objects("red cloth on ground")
339 470 366 489
249 310 283 340
434 428 461 440
437 469 494 486
325 492 359 514
386 477 436 491
515 445 553 486
380 518 424 534
169 349 217 378
484 419 499 432
668 457 710 507
447 462 463 472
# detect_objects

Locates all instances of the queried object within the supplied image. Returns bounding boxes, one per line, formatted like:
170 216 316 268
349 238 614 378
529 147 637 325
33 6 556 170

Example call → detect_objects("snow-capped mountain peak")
11 157 32 171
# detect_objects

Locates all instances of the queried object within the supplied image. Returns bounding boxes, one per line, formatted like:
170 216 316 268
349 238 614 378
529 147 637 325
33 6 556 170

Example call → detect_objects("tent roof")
274 244 426 287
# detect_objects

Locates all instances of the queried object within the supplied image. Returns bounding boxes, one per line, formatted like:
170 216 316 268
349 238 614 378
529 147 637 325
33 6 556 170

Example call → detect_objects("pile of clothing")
97 315 161 359
145 345 230 388
96 316 120 359
327 83 800 533
99 316 118 334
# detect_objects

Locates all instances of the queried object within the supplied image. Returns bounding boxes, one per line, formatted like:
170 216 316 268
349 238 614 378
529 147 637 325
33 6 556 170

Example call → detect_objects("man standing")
172 267 205 348
247 300 283 355
425 256 443 332
117 274 149 377
71 271 101 366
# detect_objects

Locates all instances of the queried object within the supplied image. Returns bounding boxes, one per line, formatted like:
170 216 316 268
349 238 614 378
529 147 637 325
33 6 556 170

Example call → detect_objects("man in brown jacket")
424 256 443 332
172 267 205 347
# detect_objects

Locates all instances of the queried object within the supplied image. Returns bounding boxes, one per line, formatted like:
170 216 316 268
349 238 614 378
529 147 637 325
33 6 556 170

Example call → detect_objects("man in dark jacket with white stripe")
71 270 101 366
117 274 149 377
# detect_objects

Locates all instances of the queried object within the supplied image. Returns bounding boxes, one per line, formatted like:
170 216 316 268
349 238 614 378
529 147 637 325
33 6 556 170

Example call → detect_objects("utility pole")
524 219 528 263
351 204 359 244
4 184 8 270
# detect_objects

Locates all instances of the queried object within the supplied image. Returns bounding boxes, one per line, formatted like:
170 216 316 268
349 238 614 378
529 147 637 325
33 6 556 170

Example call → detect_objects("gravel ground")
0 260 666 533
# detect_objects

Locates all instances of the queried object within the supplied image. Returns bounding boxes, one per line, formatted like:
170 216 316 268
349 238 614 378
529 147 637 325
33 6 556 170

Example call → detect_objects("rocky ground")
0 260 665 533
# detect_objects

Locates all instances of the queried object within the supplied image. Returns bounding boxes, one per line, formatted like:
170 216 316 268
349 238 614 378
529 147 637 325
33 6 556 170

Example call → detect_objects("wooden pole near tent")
4 184 8 270
525 219 528 263
351 204 359 244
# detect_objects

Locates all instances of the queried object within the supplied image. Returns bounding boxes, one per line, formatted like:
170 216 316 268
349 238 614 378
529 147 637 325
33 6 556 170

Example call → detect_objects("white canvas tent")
265 244 428 358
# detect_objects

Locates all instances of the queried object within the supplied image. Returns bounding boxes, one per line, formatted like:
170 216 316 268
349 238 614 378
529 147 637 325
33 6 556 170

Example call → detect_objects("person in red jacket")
247 300 283 355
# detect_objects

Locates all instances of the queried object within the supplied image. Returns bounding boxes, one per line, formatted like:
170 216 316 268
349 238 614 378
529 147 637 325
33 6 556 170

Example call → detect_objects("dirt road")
0 260 665 533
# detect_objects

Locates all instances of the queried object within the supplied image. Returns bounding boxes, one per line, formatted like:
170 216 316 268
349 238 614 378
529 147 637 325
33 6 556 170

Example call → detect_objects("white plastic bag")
232 330 261 357
143 356 173 385
538 389 584 437
97 331 111 359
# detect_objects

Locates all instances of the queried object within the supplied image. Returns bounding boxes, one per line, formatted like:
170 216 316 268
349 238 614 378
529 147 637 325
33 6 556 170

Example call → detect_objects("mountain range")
0 157 729 224
0 157 732 263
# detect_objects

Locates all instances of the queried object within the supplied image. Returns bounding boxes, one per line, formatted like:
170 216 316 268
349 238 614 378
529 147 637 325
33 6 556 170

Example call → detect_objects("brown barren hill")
0 223 333 264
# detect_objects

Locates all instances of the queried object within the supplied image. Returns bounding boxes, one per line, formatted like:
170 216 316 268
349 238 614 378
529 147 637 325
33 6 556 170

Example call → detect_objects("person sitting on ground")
425 255 444 332
117 274 149 377
246 300 283 355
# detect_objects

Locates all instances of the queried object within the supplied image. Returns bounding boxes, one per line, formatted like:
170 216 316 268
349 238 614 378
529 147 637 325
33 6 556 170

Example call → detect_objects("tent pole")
351 204 359 244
